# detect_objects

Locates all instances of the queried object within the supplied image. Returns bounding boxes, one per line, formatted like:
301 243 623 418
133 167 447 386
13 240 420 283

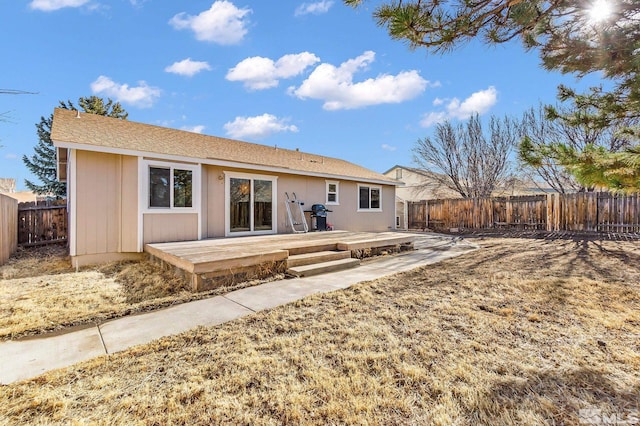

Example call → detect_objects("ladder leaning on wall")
285 192 309 233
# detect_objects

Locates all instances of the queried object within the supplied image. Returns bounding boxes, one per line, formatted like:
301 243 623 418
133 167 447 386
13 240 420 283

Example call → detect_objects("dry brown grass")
1 236 639 425
0 248 282 340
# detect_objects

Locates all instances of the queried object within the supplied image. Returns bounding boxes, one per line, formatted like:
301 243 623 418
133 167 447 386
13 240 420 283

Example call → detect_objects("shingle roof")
51 108 395 184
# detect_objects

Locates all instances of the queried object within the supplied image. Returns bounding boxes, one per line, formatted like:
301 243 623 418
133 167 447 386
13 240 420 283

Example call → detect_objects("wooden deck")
145 231 415 291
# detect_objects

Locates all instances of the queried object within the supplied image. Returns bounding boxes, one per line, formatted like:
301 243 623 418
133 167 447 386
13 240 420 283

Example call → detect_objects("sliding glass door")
227 173 277 236
229 178 251 233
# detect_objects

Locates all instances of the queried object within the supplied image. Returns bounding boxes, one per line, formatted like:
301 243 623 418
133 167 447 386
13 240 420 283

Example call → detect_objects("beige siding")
0 194 18 265
206 166 226 237
203 165 396 236
334 182 396 232
74 150 138 256
200 166 209 239
143 213 198 244
120 156 138 252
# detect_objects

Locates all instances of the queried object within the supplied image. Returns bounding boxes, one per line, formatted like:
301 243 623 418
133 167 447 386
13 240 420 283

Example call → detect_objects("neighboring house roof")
383 165 459 201
383 164 433 177
51 108 395 185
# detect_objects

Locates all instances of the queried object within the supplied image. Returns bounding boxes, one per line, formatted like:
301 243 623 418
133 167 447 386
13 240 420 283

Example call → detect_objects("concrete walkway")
0 233 477 384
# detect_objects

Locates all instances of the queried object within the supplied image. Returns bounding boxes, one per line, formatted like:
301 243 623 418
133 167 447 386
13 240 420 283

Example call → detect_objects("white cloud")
169 1 251 45
420 86 498 127
181 125 206 134
224 114 299 139
226 52 320 90
290 51 430 110
4 153 18 160
295 1 334 16
165 58 212 77
29 0 89 11
90 75 161 108
381 144 397 152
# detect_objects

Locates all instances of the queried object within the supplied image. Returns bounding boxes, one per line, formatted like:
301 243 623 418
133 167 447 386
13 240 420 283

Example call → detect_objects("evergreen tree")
345 0 640 118
347 0 640 192
23 96 128 196
537 143 640 193
519 101 639 193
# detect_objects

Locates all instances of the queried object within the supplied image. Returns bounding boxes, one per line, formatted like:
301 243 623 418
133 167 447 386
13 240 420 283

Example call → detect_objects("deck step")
286 250 352 268
287 258 360 278
286 242 339 256
336 235 415 251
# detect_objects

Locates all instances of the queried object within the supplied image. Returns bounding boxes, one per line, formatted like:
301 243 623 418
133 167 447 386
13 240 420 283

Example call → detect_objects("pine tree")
518 101 639 193
22 114 66 196
347 0 640 192
345 0 640 118
23 96 128 196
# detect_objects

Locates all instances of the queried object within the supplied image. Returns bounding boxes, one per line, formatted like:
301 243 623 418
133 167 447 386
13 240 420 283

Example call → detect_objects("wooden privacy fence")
407 201 427 230
18 200 68 246
0 194 18 265
407 192 640 234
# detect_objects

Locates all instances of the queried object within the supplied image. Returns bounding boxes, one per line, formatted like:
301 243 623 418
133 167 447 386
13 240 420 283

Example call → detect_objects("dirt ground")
1 234 638 425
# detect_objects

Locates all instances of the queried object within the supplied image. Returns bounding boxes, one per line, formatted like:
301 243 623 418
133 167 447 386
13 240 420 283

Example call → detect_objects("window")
149 166 193 209
395 168 403 180
358 184 382 211
326 180 339 205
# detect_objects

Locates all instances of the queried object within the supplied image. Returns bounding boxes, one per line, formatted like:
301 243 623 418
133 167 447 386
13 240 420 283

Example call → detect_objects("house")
51 108 399 267
0 178 39 203
383 165 458 229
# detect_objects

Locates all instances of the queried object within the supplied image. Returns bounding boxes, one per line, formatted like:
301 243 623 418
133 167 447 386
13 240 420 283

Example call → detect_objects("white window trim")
141 159 200 214
357 183 383 212
68 149 77 256
325 180 340 205
224 171 278 237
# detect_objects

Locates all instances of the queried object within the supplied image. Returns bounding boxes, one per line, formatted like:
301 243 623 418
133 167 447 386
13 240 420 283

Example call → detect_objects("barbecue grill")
309 204 332 231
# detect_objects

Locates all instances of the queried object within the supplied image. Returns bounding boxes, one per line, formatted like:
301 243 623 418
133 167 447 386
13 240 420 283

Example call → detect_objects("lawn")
0 246 282 340
1 235 639 425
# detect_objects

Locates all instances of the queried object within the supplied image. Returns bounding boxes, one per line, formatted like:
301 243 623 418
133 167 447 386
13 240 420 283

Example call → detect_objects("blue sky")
1 0 604 190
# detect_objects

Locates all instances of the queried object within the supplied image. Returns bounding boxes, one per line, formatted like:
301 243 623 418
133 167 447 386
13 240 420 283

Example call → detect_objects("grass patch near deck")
1 236 639 424
0 247 281 340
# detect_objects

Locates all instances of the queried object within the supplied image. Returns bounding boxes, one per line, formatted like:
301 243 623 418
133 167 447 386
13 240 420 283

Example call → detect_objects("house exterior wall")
72 150 140 266
143 213 198 244
204 165 396 237
72 156 396 266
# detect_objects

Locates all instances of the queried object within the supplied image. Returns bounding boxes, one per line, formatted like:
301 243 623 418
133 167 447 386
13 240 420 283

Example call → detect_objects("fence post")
0 194 18 265
425 200 429 229
546 193 552 232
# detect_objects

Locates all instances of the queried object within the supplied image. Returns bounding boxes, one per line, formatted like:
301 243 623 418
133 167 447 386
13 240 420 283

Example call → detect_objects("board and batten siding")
73 150 138 261
0 194 18 265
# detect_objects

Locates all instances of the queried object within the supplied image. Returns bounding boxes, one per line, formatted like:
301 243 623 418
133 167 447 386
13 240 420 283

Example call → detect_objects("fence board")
18 200 68 246
407 201 427 229
0 194 18 265
407 192 640 234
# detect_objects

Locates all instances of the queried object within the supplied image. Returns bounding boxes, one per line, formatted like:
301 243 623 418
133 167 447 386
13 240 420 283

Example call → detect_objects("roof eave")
52 139 398 186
